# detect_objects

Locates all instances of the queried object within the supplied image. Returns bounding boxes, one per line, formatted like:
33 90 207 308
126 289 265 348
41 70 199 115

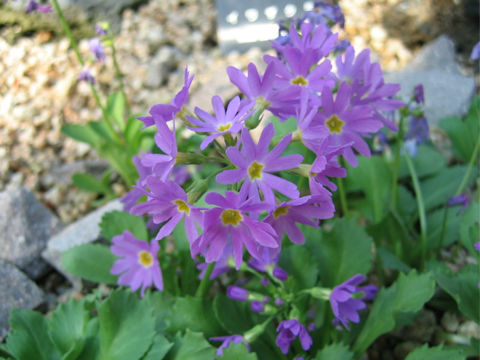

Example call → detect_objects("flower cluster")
112 5 398 355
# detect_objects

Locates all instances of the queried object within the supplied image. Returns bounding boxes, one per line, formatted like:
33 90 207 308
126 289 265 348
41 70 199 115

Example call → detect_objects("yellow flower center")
218 123 232 132
273 206 290 219
248 161 264 180
173 199 190 215
326 115 344 134
291 76 309 86
138 250 154 268
221 209 243 226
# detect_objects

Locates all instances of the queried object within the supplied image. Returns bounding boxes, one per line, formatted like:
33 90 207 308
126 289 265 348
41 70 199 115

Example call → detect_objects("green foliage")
280 243 319 290
306 219 373 287
142 335 173 360
72 173 114 196
167 330 216 360
439 94 480 163
213 294 254 334
48 299 90 359
345 156 392 223
219 343 258 360
405 344 466 360
167 296 222 337
61 243 118 285
99 210 149 242
353 270 435 354
6 309 61 360
314 343 354 360
429 261 480 323
97 289 156 360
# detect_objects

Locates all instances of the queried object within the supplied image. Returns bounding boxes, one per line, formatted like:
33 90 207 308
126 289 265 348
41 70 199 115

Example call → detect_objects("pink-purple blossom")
275 319 312 355
216 123 303 205
110 231 163 297
329 274 377 330
191 191 278 269
187 95 254 150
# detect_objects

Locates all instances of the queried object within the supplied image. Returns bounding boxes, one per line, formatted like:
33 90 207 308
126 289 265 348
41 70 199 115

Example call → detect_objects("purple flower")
329 274 378 330
139 67 194 128
251 301 264 313
227 286 249 301
191 191 278 269
25 0 52 13
130 178 201 243
120 152 155 211
309 144 349 194
88 37 106 63
77 67 95 85
210 335 248 356
471 41 480 61
272 267 288 281
315 82 383 167
227 62 299 120
95 22 108 36
197 258 230 280
275 319 312 355
140 120 177 181
474 241 480 251
264 195 335 245
110 231 163 297
447 193 470 214
413 84 424 104
216 123 303 205
404 115 429 156
187 95 254 150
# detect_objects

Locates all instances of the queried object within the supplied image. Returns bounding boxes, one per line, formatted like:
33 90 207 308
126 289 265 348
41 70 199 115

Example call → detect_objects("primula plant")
2 1 479 360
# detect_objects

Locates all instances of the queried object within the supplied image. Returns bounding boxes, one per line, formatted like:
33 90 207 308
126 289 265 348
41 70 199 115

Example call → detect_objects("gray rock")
405 35 462 75
145 47 179 89
0 187 63 279
385 69 475 126
0 259 44 340
42 199 122 285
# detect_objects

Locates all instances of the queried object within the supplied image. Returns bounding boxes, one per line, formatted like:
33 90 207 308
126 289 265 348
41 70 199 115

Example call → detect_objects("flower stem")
195 262 215 298
404 147 427 268
109 38 131 117
51 0 121 143
391 110 406 210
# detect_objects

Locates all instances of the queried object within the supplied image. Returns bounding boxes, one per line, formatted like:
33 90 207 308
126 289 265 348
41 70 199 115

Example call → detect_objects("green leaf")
106 92 126 132
100 210 148 242
353 270 435 354
460 202 480 255
213 294 254 334
377 247 411 273
421 165 475 211
308 219 373 287
61 243 118 285
314 343 353 360
430 262 480 323
72 173 112 194
219 343 257 360
398 145 446 179
144 291 175 333
98 289 156 360
439 95 479 163
427 207 459 249
167 330 216 360
76 318 100 360
6 309 61 360
346 156 392 223
142 334 173 360
271 116 297 144
167 296 222 337
405 344 466 360
61 124 100 147
48 298 90 359
124 116 143 154
88 120 117 142
279 243 319 290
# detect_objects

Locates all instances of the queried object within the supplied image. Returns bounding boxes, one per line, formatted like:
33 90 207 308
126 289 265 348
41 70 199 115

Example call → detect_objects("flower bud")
227 286 248 301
